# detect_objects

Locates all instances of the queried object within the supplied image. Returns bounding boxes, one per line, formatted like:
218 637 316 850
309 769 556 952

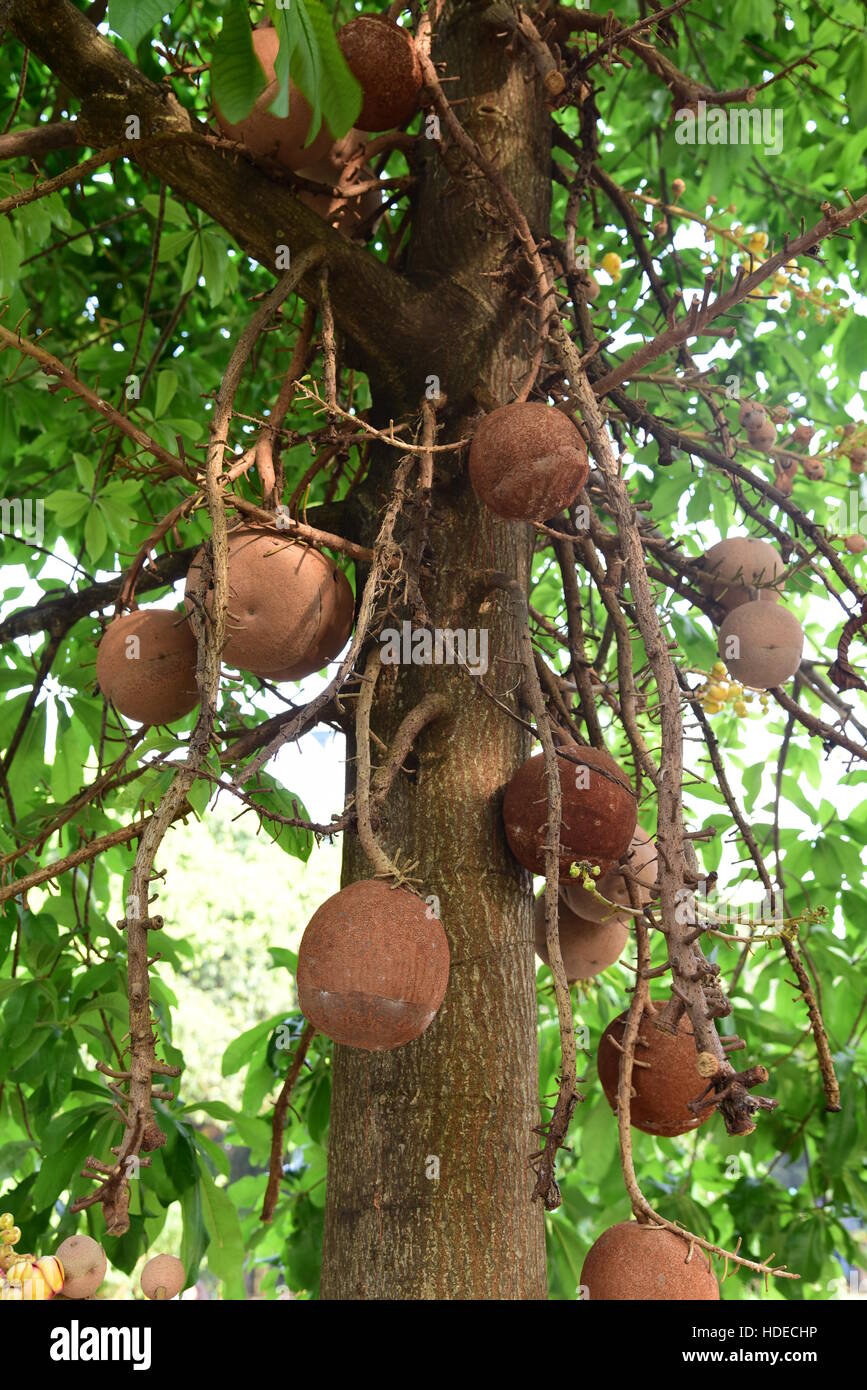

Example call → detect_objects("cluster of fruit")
97 530 354 726
498 746 723 1298
698 536 803 690
0 1221 185 1302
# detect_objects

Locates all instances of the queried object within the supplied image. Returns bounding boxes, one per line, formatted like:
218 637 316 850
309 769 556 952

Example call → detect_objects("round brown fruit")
54 1235 106 1300
802 457 825 481
561 824 656 921
747 417 778 451
185 528 354 680
214 27 332 171
297 880 449 1050
468 401 589 523
845 534 866 555
738 400 766 429
141 1254 185 1301
503 744 637 878
597 1001 712 1137
774 466 795 497
337 16 422 132
96 609 198 726
850 446 867 473
700 536 783 611
533 894 628 981
717 599 803 689
580 1221 719 1300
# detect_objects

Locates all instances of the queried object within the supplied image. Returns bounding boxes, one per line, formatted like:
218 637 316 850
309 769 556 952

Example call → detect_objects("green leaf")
181 1180 209 1283
154 369 179 419
45 489 90 525
257 773 313 861
198 1158 246 1298
222 1013 288 1076
201 232 228 308
180 238 203 296
211 0 267 124
84 505 108 563
0 219 22 298
108 0 178 50
269 0 361 139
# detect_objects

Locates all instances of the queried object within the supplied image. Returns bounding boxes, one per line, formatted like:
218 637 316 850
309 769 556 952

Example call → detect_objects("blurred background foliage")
1 0 866 1298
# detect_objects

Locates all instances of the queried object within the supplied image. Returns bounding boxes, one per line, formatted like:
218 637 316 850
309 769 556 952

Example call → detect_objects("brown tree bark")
321 5 551 1300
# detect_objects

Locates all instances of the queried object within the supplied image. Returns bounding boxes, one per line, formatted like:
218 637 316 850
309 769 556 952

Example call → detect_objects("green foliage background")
1 0 866 1298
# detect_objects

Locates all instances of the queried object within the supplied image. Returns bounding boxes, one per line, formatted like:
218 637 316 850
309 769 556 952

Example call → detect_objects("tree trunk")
321 4 551 1301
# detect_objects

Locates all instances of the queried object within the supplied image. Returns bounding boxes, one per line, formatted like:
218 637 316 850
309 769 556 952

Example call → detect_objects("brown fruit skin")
581 1221 719 1300
597 1003 712 1137
700 537 784 611
96 609 199 726
297 880 450 1050
738 400 766 429
185 528 354 680
533 894 627 981
561 824 656 922
141 1253 185 1301
718 600 803 689
503 745 637 878
468 402 589 523
214 28 332 171
802 457 825 480
845 534 867 555
338 17 422 132
55 1235 106 1300
747 417 778 451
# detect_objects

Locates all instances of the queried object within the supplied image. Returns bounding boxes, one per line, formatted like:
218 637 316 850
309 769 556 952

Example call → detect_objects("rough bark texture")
321 5 551 1300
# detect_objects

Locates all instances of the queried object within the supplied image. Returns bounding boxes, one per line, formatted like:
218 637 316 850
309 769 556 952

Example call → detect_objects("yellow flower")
601 251 622 281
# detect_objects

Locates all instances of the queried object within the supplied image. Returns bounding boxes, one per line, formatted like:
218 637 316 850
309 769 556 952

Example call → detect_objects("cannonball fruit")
748 417 778 451
700 537 784 610
185 528 354 680
141 1254 185 1301
533 894 628 981
845 534 867 555
718 599 803 689
54 1236 106 1300
581 1222 719 1300
597 1001 712 1137
738 400 766 430
503 745 637 878
469 401 589 523
337 16 422 132
297 880 450 1050
96 609 199 725
214 27 332 170
560 824 656 922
